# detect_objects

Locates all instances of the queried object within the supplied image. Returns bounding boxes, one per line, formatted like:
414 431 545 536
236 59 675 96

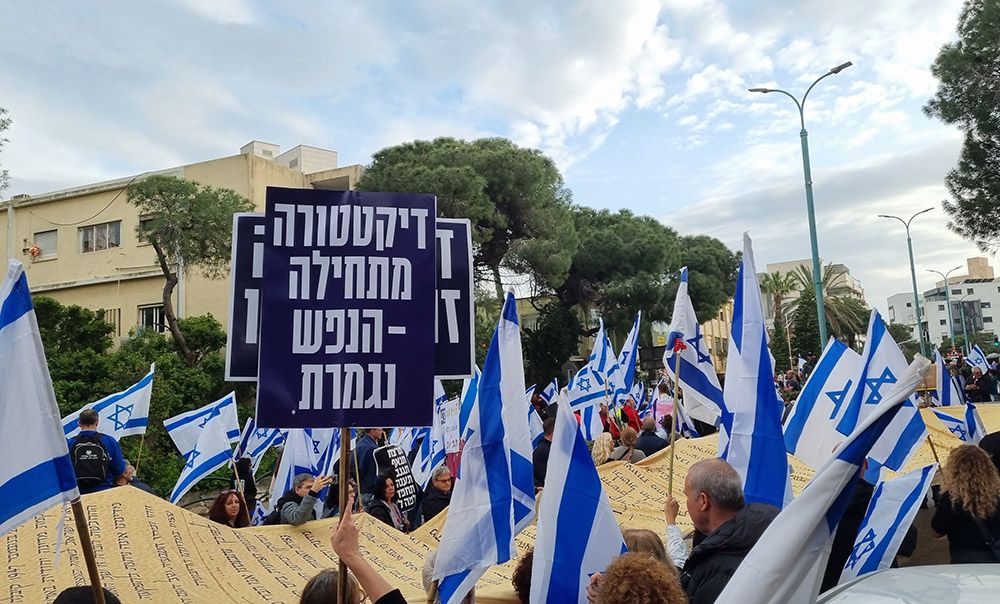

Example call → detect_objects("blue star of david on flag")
184 448 201 469
864 368 896 405
949 424 968 440
846 528 877 569
578 377 592 392
109 403 134 431
254 429 270 440
826 380 853 420
312 439 322 455
687 331 712 364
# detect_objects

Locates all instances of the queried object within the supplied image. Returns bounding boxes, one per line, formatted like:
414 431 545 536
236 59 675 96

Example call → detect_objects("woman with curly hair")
207 490 250 528
611 427 646 463
622 529 679 578
593 552 686 604
931 444 1000 563
591 433 615 466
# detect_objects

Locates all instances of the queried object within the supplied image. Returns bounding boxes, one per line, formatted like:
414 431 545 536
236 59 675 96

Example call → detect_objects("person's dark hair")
657 382 670 394
374 473 397 502
208 490 250 528
511 547 534 603
688 458 745 512
595 553 686 604
78 409 100 427
54 587 123 604
299 569 360 604
235 457 252 477
542 417 556 436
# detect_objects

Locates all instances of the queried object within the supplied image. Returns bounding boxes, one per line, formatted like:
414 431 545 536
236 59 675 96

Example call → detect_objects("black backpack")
71 433 109 488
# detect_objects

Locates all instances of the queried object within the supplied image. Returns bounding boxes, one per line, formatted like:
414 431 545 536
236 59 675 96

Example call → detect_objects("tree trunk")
492 264 504 302
152 241 198 366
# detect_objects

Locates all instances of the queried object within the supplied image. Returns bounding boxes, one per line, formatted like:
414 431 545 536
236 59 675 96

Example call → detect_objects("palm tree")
761 271 797 371
786 265 870 348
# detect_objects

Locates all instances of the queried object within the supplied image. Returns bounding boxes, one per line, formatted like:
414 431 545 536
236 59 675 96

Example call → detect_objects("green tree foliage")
885 320 920 362
356 137 579 298
679 236 742 324
126 175 254 365
791 286 822 358
38 296 248 497
770 321 792 374
925 0 1000 250
786 265 870 349
523 301 582 390
0 107 9 192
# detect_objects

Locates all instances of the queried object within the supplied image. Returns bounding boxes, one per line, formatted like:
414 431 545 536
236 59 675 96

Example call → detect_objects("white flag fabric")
412 384 448 489
931 403 986 445
566 364 607 409
267 428 322 514
0 260 80 539
798 356 807 372
833 311 927 480
722 234 792 509
716 356 930 604
932 349 964 406
617 311 641 391
62 363 155 439
540 378 558 403
966 344 990 373
783 338 861 470
163 392 241 457
528 404 544 447
839 463 936 584
458 366 481 441
434 293 535 604
530 402 626 603
235 417 282 474
967 402 987 445
578 401 605 441
663 266 728 427
169 411 234 504
590 320 628 407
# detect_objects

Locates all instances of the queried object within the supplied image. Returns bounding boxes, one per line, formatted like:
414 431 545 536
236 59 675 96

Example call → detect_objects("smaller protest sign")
374 444 418 511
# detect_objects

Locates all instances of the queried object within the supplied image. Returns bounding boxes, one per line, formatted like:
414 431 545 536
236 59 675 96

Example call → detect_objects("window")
104 308 122 338
952 289 962 295
906 302 912 308
137 216 156 245
968 288 975 295
33 230 58 259
938 304 945 311
138 304 165 333
289 158 299 169
940 319 947 325
983 302 992 309
79 221 121 253
986 317 994 324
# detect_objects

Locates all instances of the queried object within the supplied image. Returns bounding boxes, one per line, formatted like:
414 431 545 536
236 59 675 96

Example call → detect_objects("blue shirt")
67 430 127 493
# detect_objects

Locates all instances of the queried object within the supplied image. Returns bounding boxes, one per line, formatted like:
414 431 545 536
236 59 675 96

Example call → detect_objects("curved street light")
927 265 963 345
749 61 853 346
879 208 934 356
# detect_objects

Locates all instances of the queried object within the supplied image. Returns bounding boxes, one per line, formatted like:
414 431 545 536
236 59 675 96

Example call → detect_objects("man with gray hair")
273 473 332 525
678 458 779 604
421 465 453 522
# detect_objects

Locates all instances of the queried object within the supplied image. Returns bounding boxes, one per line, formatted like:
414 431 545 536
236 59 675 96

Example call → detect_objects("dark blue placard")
434 219 475 378
225 213 266 381
256 188 437 428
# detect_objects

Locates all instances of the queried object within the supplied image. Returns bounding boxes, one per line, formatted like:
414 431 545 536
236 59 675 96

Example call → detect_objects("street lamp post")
749 61 852 348
928 266 962 345
879 208 934 357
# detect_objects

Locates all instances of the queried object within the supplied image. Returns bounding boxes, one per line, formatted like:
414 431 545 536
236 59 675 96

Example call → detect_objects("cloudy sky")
0 0 987 313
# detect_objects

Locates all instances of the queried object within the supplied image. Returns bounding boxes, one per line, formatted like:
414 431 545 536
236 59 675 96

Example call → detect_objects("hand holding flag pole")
668 339 686 496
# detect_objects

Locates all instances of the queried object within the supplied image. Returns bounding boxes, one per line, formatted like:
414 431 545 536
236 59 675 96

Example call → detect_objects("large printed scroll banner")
256 188 437 428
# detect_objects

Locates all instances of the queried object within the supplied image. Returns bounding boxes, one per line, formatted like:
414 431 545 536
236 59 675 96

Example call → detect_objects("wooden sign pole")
70 498 107 604
337 427 352 604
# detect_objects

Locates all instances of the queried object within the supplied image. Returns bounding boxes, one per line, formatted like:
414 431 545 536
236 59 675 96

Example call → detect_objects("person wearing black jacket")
533 418 555 488
680 459 779 604
421 465 452 522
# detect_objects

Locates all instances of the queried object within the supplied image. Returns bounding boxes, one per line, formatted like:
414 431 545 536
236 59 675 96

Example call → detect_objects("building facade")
0 142 362 341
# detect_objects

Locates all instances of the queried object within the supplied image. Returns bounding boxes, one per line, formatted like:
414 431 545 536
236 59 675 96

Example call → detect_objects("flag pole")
229 454 250 518
133 433 146 476
70 498 107 604
668 339 686 497
337 427 352 604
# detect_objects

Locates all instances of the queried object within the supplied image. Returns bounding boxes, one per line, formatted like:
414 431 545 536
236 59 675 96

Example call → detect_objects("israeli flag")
932 403 986 445
674 395 700 438
834 311 927 480
525 385 535 404
839 463 937 584
458 365 481 441
966 344 990 373
528 404 544 448
932 349 964 406
250 500 267 526
235 417 282 474
663 266 728 428
389 426 420 454
783 338 862 470
169 410 234 504
716 356 930 604
0 260 80 539
578 401 605 441
433 293 535 604
651 377 673 424
530 403 626 603
540 378 558 403
617 311 641 391
967 402 987 445
163 392 241 458
590 320 628 406
722 234 792 509
63 363 155 439
798 355 807 372
267 429 322 516
412 382 448 489
566 364 607 410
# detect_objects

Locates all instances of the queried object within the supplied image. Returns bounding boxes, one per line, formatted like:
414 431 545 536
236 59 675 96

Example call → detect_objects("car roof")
818 564 1000 603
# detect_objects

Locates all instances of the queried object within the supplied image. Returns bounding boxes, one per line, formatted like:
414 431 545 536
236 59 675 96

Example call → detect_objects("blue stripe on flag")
730 263 745 353
479 330 514 559
171 450 233 502
784 340 848 452
438 569 474 604
545 426 603 601
881 410 927 470
855 467 930 575
0 271 32 332
64 371 156 435
744 331 790 508
0 456 78 525
837 319 886 435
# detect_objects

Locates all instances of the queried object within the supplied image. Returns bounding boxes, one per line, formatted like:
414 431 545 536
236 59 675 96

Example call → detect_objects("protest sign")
434 219 475 378
225 213 266 382
373 444 418 511
256 188 437 428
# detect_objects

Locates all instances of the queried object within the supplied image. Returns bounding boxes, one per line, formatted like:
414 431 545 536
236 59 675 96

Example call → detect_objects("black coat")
822 479 874 592
368 498 405 531
533 439 551 487
681 503 780 604
635 430 668 457
422 483 451 522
